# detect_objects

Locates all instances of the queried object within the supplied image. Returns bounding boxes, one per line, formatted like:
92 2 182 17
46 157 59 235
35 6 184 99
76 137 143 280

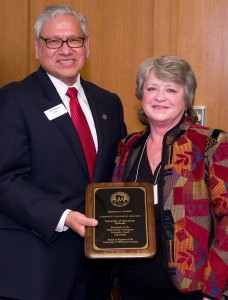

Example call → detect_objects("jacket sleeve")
0 87 66 245
202 130 228 299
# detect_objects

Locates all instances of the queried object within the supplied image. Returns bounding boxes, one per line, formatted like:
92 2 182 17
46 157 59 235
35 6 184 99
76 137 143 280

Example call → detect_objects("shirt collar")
46 73 88 103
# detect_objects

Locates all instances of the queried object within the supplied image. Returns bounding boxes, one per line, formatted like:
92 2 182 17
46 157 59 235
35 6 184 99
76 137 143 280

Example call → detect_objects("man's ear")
35 40 39 59
85 37 90 58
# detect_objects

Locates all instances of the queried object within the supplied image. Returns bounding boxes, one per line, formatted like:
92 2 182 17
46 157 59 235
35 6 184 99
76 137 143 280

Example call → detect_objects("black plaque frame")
85 182 156 259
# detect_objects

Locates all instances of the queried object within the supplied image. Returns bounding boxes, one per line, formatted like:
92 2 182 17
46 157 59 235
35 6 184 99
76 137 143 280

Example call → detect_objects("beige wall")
1 0 228 132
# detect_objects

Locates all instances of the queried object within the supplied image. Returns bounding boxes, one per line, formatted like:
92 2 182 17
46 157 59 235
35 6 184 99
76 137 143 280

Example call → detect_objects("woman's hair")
34 4 88 40
136 55 198 125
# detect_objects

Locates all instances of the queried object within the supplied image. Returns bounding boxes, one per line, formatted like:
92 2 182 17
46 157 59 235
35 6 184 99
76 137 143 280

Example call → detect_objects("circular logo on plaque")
110 192 130 207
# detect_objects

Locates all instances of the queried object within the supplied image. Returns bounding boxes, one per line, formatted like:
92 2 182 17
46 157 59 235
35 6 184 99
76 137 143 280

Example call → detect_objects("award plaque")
85 182 156 259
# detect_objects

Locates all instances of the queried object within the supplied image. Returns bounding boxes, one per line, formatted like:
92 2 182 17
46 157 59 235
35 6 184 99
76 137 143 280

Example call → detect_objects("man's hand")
65 210 98 237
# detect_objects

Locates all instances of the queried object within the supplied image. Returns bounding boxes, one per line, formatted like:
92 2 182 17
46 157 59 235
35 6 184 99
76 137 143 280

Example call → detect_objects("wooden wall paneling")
152 0 228 131
2 0 228 132
0 0 29 86
79 0 154 133
199 0 228 131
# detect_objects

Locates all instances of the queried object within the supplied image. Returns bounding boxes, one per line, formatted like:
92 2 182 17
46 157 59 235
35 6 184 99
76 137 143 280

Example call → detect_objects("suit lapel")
82 80 109 181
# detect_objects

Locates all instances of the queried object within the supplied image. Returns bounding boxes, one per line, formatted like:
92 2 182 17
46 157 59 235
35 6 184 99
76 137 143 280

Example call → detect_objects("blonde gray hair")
136 55 198 124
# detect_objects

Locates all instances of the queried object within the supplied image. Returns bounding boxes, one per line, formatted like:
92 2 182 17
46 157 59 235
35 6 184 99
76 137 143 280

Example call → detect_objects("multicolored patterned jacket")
112 117 228 300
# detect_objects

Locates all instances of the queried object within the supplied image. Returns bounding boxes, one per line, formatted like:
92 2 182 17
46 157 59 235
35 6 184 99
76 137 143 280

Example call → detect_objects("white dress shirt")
47 73 98 232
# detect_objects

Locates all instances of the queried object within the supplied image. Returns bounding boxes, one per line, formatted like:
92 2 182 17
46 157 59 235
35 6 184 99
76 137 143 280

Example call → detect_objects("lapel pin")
101 114 107 120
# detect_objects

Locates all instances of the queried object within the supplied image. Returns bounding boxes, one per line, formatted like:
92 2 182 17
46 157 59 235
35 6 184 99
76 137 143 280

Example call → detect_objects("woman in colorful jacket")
112 55 228 300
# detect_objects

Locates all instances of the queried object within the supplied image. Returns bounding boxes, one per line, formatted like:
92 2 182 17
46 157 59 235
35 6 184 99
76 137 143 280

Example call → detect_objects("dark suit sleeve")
0 85 66 244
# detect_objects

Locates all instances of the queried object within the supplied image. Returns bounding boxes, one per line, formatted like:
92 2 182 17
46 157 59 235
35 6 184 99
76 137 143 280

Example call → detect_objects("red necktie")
66 87 96 181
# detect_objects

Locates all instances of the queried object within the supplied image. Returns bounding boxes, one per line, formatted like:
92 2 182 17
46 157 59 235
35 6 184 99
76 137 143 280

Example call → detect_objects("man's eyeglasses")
39 36 86 49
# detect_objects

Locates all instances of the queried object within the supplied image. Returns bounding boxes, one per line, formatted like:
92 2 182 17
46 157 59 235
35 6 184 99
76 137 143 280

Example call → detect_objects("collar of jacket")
132 115 192 149
122 115 193 181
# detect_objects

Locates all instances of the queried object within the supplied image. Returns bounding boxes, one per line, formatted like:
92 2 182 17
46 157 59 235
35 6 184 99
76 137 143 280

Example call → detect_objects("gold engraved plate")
85 182 156 259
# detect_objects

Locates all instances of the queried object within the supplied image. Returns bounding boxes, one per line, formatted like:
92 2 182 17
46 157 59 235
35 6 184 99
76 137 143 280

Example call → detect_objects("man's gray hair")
34 4 88 40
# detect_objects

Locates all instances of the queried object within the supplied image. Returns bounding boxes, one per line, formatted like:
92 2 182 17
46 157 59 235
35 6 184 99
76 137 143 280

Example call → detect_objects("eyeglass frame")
39 35 86 49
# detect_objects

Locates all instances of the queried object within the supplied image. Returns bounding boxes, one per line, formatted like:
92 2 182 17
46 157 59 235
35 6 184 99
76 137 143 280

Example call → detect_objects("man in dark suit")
0 4 126 300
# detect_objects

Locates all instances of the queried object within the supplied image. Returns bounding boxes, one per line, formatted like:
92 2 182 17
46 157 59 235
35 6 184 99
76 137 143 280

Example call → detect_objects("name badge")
44 104 67 120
